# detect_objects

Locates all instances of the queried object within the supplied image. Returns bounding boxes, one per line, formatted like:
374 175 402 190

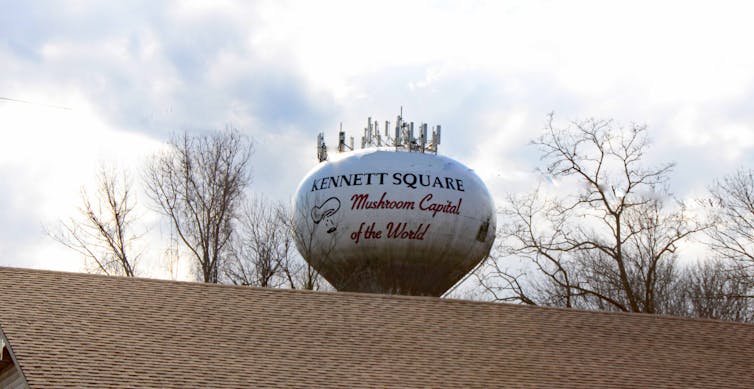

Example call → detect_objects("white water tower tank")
293 117 495 296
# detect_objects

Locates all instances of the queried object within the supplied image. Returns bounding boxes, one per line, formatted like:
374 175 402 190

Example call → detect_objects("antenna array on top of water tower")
316 108 441 162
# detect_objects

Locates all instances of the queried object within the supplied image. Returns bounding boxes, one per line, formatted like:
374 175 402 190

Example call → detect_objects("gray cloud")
2 1 753 273
1 2 334 139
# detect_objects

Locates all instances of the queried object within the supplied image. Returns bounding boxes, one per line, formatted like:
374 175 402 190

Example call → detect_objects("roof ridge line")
1 266 751 327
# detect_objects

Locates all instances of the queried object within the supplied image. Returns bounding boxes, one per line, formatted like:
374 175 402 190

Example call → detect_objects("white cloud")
0 96 163 270
1 0 753 274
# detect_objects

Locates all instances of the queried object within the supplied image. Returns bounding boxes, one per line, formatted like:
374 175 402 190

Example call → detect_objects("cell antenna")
375 121 382 146
409 122 415 151
318 108 442 156
338 126 346 152
316 132 328 162
368 117 373 145
420 123 428 152
394 116 401 147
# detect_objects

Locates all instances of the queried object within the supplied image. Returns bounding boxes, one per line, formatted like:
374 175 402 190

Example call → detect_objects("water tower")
292 113 495 296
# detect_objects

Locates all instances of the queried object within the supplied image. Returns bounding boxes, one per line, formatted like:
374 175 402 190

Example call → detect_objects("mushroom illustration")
311 197 341 233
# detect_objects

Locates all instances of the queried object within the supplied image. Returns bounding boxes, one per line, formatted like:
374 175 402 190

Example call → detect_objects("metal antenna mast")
315 108 442 161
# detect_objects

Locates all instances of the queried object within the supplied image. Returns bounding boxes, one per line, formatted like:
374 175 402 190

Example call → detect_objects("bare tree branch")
479 115 708 315
225 197 296 288
145 129 252 283
704 168 754 267
49 166 143 276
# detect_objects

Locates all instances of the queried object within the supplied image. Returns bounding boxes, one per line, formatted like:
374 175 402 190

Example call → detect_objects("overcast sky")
1 1 753 277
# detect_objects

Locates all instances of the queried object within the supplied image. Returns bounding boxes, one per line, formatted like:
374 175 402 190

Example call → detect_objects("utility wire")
0 96 72 110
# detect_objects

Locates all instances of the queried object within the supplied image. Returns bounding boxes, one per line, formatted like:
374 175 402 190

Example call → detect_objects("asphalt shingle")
0 266 752 388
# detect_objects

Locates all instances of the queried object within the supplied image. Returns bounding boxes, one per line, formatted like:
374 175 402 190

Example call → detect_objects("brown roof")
0 266 752 388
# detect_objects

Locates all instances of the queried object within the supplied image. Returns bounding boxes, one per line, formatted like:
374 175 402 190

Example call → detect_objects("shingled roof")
0 266 752 388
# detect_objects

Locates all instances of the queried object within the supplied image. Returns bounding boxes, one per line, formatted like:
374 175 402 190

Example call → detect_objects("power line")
0 96 72 110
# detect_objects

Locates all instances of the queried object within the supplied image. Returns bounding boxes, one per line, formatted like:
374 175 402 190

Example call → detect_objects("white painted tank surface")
293 148 496 296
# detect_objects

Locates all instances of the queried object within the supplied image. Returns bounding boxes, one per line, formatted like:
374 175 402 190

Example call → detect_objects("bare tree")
676 259 753 322
225 197 295 288
50 166 142 276
145 129 252 283
478 115 706 313
697 167 754 312
287 198 334 291
292 260 325 290
705 168 754 273
161 228 184 281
